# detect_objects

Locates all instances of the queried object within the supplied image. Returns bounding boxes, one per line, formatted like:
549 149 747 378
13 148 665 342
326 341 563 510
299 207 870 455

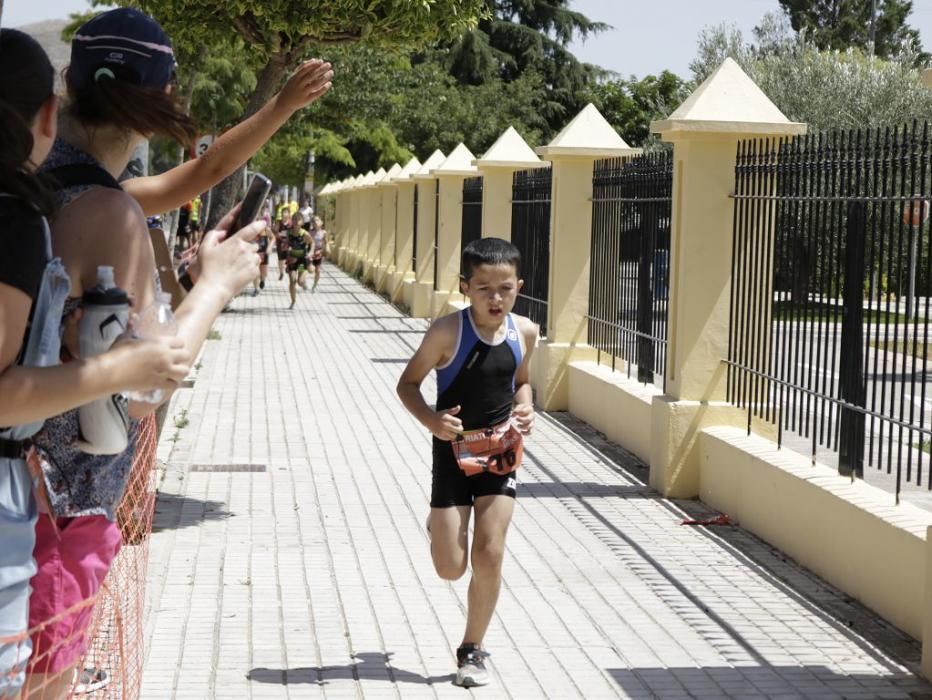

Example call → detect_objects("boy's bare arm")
511 317 539 434
396 316 463 440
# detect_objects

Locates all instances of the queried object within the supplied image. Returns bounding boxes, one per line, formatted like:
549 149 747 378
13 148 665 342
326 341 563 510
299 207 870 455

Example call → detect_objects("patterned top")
32 139 140 520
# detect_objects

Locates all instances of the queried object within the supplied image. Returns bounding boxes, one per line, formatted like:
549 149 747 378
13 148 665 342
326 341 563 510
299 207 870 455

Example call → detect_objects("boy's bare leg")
428 506 471 580
462 494 514 646
288 272 297 309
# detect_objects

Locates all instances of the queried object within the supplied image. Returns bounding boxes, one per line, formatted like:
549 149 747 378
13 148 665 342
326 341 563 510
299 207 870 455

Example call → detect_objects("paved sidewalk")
143 262 932 699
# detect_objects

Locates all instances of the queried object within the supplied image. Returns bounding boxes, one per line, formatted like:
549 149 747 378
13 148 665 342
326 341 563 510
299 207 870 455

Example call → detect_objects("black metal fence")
588 152 672 388
727 122 932 501
511 167 552 335
412 185 418 273
461 177 483 275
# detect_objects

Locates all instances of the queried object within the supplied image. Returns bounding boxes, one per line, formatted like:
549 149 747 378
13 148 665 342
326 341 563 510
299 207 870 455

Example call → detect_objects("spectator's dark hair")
64 65 197 145
461 237 521 281
0 29 57 216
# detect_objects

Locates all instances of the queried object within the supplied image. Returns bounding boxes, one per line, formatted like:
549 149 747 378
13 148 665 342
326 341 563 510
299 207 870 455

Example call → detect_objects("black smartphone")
233 173 272 232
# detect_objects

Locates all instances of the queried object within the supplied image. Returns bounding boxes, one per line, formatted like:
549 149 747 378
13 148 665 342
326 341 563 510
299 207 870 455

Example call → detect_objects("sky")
2 0 931 81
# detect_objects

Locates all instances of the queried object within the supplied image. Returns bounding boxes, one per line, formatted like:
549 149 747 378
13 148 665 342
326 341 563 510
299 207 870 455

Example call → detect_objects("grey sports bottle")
77 266 130 455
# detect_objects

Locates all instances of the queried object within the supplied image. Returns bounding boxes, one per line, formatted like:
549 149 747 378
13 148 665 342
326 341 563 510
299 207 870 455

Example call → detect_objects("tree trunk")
204 53 290 230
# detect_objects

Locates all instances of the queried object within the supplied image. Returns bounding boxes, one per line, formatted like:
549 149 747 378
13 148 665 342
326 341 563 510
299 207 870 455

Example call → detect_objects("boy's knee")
471 538 505 574
433 558 468 581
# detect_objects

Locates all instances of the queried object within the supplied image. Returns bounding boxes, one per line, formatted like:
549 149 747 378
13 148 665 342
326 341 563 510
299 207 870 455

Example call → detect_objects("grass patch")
868 338 932 359
774 301 915 324
916 441 931 454
173 408 189 431
206 329 222 340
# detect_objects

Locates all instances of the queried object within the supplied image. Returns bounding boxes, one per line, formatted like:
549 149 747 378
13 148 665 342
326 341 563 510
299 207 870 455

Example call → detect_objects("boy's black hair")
461 237 521 281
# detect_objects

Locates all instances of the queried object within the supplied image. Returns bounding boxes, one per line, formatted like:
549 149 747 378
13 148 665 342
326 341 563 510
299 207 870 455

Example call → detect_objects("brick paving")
143 260 932 699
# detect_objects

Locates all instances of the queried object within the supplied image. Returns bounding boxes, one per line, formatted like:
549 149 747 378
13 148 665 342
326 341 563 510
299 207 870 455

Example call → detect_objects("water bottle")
126 291 178 404
77 266 130 455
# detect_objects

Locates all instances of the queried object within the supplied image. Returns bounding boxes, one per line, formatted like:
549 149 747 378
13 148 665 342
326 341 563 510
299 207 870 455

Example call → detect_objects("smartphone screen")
233 173 272 232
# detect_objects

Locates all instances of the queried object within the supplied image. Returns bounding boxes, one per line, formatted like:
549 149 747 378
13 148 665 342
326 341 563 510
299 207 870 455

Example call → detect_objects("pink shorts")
27 514 121 674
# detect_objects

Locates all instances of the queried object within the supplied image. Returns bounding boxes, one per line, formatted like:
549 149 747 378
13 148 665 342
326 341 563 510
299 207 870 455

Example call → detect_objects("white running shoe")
454 645 490 687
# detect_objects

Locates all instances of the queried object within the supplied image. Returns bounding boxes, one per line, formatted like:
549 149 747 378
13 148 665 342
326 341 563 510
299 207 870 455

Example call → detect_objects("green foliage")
583 71 690 147
188 40 259 131
130 0 488 62
444 0 607 131
776 0 928 63
692 18 932 131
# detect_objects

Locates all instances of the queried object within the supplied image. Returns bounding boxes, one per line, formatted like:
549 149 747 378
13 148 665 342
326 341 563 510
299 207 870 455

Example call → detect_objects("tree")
691 20 932 131
584 71 689 148
443 0 608 130
776 0 928 63
118 0 488 225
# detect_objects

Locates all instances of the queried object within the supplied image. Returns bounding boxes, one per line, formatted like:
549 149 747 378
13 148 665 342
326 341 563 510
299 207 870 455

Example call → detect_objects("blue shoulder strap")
436 309 478 395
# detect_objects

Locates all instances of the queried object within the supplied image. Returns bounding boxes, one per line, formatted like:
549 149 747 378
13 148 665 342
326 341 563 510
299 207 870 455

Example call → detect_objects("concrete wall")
701 426 932 642
568 361 658 464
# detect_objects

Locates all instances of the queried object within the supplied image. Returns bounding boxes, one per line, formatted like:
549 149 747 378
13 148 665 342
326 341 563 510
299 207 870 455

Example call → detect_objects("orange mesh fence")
3 413 159 699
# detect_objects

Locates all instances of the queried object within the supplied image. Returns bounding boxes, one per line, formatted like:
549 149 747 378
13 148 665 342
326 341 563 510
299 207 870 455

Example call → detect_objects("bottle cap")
82 266 129 306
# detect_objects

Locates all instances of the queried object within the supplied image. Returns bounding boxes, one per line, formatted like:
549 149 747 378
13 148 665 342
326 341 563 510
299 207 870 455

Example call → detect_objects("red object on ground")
681 513 732 526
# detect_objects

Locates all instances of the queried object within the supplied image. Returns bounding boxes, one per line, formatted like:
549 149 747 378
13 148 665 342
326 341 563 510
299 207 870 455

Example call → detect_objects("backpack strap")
45 163 122 192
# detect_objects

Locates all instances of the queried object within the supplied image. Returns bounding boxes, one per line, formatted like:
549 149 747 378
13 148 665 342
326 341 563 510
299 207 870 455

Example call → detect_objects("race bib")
451 419 523 477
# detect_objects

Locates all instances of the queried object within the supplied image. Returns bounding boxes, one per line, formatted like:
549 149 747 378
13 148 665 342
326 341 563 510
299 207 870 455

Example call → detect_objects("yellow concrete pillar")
923 524 932 679
431 143 477 317
351 174 370 275
404 150 446 318
363 168 386 283
923 68 932 88
474 126 546 240
531 104 638 411
376 163 403 292
648 57 807 497
390 157 422 303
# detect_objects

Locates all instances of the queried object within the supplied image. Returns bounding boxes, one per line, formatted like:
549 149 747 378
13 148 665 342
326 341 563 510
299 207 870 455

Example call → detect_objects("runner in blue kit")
397 237 537 688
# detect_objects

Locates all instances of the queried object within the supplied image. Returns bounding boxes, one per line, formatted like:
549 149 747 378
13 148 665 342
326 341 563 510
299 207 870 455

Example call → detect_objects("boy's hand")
512 403 535 435
428 405 463 441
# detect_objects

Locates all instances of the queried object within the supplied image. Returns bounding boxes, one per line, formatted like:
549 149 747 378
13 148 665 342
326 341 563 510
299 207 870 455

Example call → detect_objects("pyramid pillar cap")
380 163 405 186
536 103 638 159
394 156 424 182
474 126 547 169
651 58 807 138
412 150 447 181
431 143 479 177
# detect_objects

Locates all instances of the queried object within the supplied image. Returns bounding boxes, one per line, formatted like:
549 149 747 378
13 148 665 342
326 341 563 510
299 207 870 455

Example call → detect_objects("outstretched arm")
125 59 334 216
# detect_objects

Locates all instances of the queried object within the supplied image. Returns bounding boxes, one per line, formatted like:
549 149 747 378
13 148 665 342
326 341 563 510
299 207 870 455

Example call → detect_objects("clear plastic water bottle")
126 291 178 404
77 266 130 454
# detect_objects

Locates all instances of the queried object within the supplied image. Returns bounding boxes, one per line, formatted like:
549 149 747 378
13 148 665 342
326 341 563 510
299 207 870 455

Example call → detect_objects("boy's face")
461 263 523 324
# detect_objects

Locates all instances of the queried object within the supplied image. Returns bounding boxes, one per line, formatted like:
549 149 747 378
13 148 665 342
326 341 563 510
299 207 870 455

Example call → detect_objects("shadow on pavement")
517 479 654 499
248 652 454 686
529 411 932 689
151 492 232 533
608 665 932 699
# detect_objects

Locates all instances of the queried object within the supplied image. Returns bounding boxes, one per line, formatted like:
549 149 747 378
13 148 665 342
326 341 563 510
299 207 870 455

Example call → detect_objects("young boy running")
397 237 537 688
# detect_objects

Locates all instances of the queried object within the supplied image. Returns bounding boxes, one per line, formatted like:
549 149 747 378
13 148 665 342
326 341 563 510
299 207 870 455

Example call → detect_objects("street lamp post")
305 151 316 211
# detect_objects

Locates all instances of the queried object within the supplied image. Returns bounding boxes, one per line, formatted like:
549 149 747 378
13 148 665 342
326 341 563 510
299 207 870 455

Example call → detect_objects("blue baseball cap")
69 8 175 91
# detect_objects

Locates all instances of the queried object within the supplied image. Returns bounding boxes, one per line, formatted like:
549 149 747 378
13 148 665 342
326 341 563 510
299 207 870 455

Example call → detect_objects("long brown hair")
65 67 197 145
0 29 57 216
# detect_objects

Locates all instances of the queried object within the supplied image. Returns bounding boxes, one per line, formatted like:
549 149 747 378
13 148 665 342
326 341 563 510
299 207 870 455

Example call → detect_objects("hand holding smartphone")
232 173 272 233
